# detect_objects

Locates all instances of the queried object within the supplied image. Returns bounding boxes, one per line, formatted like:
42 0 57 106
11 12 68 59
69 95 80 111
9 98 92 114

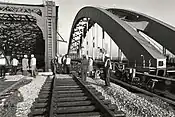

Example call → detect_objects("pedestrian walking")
22 55 29 76
81 55 89 82
0 52 7 78
30 54 36 78
104 54 112 86
11 56 19 75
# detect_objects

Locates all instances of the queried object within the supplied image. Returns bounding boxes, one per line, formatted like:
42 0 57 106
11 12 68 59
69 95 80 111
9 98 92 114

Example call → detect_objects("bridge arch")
68 6 165 67
0 2 58 70
0 3 45 40
107 8 175 55
0 13 45 68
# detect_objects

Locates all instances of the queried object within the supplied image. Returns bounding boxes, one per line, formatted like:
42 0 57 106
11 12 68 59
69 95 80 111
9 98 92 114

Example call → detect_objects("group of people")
50 53 112 87
80 55 94 82
81 54 112 87
0 52 36 79
22 54 37 77
51 54 71 75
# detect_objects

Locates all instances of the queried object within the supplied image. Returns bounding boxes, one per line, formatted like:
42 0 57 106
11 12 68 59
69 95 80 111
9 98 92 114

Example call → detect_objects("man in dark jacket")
81 55 89 82
104 54 112 86
51 57 57 75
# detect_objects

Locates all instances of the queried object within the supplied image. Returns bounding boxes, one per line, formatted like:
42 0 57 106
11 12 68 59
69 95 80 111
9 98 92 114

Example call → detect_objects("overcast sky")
1 0 175 54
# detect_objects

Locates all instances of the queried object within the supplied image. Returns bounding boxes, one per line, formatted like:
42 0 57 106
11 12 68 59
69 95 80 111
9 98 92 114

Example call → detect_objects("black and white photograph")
0 0 175 116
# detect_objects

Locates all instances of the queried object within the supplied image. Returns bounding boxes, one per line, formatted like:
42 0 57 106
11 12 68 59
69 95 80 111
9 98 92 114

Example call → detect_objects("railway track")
109 76 175 106
0 76 31 116
0 79 17 93
29 76 53 117
0 77 26 101
29 74 125 117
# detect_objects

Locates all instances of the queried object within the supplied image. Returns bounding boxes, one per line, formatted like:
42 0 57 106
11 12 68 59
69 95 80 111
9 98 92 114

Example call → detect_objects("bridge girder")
68 6 166 67
0 2 59 70
0 12 36 23
107 8 175 55
0 3 42 16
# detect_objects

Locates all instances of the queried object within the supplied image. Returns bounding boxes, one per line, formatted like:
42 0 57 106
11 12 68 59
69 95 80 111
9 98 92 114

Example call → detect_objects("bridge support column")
92 24 96 59
102 29 105 61
44 1 57 71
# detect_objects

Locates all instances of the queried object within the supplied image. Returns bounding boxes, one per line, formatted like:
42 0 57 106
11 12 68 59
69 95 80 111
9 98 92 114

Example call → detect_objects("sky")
1 0 175 54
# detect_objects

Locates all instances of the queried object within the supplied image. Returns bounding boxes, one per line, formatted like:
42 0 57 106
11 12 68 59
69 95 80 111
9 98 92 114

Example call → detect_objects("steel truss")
0 5 42 16
0 18 42 57
0 13 36 22
69 18 94 58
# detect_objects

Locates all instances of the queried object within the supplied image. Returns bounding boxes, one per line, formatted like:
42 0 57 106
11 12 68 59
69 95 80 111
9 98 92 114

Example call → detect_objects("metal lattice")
0 15 42 56
0 5 42 16
69 18 92 58
0 13 36 22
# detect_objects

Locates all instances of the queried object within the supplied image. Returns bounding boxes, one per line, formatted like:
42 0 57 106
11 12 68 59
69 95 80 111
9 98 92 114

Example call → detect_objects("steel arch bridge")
68 6 175 69
0 1 58 70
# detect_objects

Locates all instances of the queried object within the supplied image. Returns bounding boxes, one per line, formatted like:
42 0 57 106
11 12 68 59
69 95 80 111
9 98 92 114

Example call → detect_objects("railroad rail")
109 76 175 106
28 76 53 117
29 74 125 117
0 77 25 98
0 76 32 117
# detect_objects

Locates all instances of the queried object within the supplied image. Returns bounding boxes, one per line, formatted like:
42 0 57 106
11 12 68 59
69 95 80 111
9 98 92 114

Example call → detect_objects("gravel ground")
87 77 175 117
15 76 47 117
0 76 32 117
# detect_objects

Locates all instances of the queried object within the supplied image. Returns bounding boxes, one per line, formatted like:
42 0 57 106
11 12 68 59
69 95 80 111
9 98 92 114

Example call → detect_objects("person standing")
61 55 66 74
81 55 89 82
57 54 62 73
22 55 29 76
51 57 57 75
0 53 7 78
54 55 58 73
65 54 71 74
88 56 93 76
104 54 112 86
30 54 36 78
11 56 19 75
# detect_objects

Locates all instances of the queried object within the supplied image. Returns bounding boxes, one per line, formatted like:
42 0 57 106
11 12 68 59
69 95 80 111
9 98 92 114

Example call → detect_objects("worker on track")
51 56 57 76
88 56 93 77
81 55 89 82
22 55 29 76
30 54 36 78
64 54 71 74
11 55 19 75
104 54 112 86
0 52 7 78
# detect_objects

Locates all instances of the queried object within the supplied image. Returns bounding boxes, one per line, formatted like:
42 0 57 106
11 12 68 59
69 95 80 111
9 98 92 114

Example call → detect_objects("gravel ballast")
87 77 175 117
15 76 47 117
0 76 32 117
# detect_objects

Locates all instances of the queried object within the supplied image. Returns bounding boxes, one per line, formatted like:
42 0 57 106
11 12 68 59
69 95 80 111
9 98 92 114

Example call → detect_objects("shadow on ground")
0 78 32 117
